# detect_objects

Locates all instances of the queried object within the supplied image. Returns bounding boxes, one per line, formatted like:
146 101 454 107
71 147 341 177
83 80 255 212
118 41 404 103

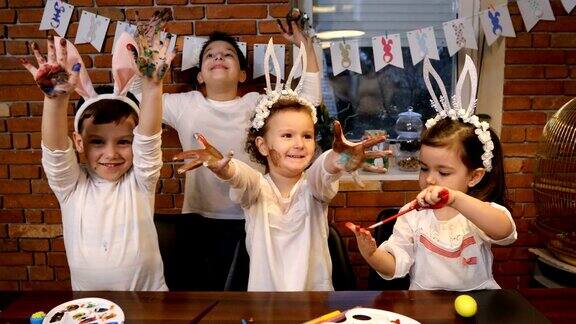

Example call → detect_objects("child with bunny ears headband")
21 10 174 291
346 55 517 291
174 39 386 291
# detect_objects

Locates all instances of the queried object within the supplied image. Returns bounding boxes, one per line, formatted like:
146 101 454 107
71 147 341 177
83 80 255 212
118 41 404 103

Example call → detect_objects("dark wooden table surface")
0 288 571 323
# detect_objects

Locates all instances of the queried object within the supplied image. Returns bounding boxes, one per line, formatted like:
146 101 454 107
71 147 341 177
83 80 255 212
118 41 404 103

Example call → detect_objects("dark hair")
75 85 140 133
421 118 508 208
245 98 316 169
198 32 247 71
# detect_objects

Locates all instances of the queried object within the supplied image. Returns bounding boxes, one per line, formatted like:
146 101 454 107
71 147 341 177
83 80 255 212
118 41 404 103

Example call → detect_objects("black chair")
223 233 250 291
367 208 411 290
154 213 246 291
329 223 357 290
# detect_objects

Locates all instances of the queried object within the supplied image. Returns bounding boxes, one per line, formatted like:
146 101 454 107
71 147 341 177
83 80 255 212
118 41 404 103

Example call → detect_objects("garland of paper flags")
40 0 575 77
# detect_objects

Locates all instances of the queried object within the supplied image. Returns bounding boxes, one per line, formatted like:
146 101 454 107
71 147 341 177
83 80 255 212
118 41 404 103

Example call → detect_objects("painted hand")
128 8 175 82
173 133 233 174
415 186 451 209
277 8 312 47
21 36 80 98
345 222 377 259
332 120 388 172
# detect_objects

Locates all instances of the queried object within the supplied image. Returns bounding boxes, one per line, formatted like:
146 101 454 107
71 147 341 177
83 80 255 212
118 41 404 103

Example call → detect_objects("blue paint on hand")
339 153 351 165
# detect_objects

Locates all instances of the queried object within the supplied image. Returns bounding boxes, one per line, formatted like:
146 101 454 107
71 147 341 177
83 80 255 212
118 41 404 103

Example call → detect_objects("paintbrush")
368 188 450 230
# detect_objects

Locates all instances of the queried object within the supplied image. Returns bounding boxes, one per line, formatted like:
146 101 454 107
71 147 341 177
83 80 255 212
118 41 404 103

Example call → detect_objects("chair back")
224 233 250 291
368 208 411 290
328 223 357 290
154 213 246 291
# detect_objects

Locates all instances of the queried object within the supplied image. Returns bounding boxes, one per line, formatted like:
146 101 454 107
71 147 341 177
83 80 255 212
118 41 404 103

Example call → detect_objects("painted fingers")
21 36 79 98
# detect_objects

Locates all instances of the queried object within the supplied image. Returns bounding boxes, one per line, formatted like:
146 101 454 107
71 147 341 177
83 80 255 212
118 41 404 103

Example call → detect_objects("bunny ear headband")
54 32 141 133
251 38 317 130
423 55 494 172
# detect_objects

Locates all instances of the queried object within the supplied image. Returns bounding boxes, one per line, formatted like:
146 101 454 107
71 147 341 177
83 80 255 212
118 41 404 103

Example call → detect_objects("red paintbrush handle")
368 188 450 230
367 205 417 229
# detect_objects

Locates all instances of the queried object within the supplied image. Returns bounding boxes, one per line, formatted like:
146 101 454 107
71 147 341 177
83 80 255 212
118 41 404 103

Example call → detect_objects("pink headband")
54 33 141 132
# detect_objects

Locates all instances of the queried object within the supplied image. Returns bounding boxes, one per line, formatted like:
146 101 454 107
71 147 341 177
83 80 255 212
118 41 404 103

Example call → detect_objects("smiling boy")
23 11 174 290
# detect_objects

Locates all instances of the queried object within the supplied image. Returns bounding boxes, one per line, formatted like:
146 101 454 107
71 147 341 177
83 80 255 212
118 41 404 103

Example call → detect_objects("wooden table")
0 289 569 323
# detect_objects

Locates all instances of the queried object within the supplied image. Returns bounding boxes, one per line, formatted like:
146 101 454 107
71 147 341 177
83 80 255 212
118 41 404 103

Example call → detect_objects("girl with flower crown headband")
346 55 517 291
21 10 174 291
173 39 387 291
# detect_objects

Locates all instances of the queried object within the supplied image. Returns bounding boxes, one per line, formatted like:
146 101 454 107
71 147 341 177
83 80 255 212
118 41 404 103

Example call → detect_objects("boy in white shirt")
21 11 174 290
150 20 322 220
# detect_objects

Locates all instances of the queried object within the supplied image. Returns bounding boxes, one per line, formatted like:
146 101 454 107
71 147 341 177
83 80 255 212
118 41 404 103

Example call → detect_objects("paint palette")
42 297 124 324
325 307 420 324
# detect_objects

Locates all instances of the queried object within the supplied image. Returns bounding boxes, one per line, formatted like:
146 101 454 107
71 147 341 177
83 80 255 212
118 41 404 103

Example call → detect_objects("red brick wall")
502 1 575 287
0 0 574 291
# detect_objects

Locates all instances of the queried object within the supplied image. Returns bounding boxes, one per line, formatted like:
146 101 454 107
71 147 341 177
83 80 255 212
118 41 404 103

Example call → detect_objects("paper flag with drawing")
443 17 477 57
517 0 555 32
75 10 110 52
407 27 438 65
480 4 516 46
330 40 362 76
372 34 404 71
39 0 73 37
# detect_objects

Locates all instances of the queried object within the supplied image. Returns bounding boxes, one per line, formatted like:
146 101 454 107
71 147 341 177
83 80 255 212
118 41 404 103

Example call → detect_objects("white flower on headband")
252 88 317 130
251 39 317 131
423 55 493 172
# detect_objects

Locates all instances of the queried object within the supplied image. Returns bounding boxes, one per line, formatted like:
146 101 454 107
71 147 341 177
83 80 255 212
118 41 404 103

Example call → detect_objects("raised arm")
21 36 79 151
130 9 174 136
277 9 319 73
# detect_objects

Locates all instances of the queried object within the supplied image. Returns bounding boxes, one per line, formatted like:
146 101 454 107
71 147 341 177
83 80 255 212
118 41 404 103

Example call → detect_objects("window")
305 0 459 139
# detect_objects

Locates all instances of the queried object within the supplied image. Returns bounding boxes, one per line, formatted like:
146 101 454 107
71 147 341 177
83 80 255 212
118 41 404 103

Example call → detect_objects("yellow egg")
454 294 477 317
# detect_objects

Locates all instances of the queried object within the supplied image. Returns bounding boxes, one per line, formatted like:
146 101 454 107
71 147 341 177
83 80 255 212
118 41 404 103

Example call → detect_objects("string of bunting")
39 0 575 77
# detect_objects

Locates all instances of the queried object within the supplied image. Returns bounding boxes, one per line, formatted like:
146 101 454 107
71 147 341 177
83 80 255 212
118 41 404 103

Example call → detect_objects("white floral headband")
423 55 493 172
53 33 140 133
251 38 317 131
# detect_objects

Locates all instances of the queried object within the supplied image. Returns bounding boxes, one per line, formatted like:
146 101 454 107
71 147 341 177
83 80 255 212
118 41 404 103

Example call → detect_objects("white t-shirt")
378 202 517 291
161 72 322 219
41 129 167 291
225 151 342 291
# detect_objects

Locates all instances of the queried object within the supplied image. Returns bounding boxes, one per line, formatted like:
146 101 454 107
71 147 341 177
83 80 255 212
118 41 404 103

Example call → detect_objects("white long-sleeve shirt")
161 72 322 219
41 129 167 291
225 151 342 291
377 202 517 291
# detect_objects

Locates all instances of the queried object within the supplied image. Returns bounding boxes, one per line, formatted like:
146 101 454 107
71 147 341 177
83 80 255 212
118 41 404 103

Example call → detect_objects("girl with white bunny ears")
346 55 517 291
173 38 387 291
21 10 174 291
